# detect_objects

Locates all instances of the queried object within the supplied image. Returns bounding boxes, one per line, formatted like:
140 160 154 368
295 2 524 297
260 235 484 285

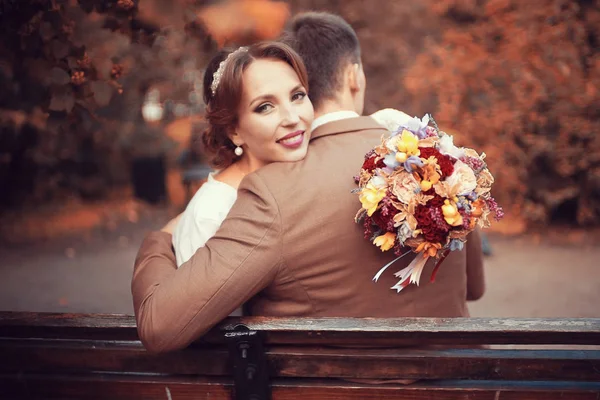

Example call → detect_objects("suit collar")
311 111 360 131
310 116 388 141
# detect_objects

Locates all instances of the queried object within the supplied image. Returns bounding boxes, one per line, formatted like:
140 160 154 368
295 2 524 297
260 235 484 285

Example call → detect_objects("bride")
171 41 314 314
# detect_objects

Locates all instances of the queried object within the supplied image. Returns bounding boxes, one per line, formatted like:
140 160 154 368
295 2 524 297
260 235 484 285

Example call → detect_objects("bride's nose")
280 104 300 126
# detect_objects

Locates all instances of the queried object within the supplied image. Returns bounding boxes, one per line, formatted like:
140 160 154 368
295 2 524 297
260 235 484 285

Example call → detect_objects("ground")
0 202 598 317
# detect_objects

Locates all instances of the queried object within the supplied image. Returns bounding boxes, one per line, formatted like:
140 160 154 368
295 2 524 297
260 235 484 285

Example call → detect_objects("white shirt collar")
311 111 360 132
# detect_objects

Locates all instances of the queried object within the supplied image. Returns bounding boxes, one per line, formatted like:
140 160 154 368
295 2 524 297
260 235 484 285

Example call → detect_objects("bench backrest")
1 312 599 399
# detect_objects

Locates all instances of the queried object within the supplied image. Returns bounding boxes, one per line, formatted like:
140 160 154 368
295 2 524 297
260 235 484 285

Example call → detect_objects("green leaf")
91 80 114 107
94 58 113 80
49 88 75 113
39 22 55 42
67 57 79 69
52 40 70 59
50 67 71 85
24 58 53 86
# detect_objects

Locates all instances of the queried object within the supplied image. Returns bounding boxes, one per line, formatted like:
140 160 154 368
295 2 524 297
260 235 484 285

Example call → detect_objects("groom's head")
283 12 365 116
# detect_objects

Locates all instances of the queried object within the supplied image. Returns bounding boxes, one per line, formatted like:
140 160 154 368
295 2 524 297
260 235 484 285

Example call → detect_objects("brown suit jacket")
132 117 485 353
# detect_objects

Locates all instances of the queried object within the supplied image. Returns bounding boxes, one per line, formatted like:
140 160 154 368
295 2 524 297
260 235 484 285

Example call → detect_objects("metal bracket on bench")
225 324 271 400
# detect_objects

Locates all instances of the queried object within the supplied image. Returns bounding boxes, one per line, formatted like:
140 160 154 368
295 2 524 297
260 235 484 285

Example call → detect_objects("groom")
132 12 484 354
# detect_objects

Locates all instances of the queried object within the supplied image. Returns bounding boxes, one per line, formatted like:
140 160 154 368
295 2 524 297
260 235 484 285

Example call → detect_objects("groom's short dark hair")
283 12 361 110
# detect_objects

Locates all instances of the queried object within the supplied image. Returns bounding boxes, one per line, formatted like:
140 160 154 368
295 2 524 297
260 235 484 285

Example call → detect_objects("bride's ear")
228 127 245 148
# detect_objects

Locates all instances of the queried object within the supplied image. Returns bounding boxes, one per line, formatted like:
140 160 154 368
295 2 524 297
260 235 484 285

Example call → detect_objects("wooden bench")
1 311 599 399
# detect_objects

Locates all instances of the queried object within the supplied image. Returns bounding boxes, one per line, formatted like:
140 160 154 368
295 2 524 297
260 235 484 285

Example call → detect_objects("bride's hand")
161 213 183 235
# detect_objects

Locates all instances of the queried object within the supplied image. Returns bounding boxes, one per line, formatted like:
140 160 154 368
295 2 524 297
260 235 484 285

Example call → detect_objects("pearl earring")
234 146 243 156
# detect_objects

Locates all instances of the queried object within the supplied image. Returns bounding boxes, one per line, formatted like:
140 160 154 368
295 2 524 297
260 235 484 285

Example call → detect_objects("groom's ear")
347 63 362 93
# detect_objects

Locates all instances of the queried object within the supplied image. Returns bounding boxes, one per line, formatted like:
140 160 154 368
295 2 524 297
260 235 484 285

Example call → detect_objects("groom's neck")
314 97 360 119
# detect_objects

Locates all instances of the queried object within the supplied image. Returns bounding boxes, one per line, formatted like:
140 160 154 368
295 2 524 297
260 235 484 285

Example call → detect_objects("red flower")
372 208 397 232
428 193 445 207
362 155 386 172
415 203 447 244
419 147 455 177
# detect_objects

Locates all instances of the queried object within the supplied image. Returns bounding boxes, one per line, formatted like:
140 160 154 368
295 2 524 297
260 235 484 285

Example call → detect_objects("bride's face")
232 58 314 168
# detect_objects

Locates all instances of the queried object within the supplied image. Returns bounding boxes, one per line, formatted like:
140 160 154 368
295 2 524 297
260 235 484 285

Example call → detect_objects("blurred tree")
404 0 600 225
0 0 289 207
289 0 599 227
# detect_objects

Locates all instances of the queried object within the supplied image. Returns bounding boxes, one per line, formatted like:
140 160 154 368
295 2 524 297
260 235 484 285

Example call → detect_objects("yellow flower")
441 199 463 226
395 130 420 163
373 232 396 251
359 182 387 216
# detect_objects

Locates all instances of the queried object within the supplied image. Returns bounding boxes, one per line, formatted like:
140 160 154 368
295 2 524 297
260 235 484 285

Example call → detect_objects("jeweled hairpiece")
210 46 248 97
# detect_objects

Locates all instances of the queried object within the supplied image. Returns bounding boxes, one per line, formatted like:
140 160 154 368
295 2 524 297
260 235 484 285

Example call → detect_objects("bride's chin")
286 149 309 162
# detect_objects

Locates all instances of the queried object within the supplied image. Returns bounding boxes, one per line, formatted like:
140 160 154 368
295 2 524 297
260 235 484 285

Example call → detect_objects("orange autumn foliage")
404 0 600 225
197 0 290 47
289 0 600 226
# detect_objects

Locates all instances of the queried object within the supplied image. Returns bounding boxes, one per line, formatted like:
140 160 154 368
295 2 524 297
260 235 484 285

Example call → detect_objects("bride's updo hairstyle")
201 41 309 169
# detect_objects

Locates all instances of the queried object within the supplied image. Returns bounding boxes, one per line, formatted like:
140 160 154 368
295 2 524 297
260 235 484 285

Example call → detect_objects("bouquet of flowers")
355 110 503 292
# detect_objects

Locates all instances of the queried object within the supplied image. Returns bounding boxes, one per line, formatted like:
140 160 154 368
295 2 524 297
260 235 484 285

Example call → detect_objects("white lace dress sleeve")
172 173 238 268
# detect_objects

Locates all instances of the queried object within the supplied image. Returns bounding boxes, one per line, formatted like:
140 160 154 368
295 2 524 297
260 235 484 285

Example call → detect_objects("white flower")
402 114 430 135
370 108 412 132
397 222 414 245
438 134 465 159
445 159 477 196
371 175 387 188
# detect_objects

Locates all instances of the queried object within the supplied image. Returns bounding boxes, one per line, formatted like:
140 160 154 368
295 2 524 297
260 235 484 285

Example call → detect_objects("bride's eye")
292 91 306 102
254 103 273 113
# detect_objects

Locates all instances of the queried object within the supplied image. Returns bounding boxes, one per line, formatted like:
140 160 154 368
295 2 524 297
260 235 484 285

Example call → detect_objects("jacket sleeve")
465 228 485 301
131 173 283 353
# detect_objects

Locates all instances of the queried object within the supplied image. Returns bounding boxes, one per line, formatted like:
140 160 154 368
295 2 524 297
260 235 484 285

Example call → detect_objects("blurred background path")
1 210 598 318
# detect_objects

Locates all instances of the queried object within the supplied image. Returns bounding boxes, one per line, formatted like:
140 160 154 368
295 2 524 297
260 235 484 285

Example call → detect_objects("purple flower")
363 217 375 240
430 206 451 233
461 156 486 172
486 197 505 221
450 239 464 251
406 114 430 139
403 155 424 173
425 126 438 138
392 114 430 139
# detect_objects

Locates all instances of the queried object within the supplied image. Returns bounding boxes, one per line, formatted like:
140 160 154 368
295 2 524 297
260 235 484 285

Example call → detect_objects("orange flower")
415 241 442 257
471 198 485 218
415 159 441 192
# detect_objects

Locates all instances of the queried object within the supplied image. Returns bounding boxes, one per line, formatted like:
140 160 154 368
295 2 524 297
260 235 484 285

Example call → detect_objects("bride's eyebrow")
248 94 274 108
289 84 304 94
248 84 306 108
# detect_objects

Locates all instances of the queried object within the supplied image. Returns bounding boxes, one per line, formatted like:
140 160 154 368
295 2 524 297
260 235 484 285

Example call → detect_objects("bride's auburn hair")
201 41 309 169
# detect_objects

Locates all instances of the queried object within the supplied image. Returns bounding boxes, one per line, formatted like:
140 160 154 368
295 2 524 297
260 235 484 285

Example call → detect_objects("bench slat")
1 374 599 400
2 312 600 345
2 339 599 381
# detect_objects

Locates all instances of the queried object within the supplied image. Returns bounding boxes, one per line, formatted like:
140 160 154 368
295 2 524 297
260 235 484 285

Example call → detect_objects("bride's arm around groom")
132 173 283 353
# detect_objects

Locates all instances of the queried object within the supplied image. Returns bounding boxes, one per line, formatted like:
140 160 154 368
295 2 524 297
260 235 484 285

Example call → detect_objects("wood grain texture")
2 312 600 345
2 312 600 399
1 375 599 400
1 338 599 381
